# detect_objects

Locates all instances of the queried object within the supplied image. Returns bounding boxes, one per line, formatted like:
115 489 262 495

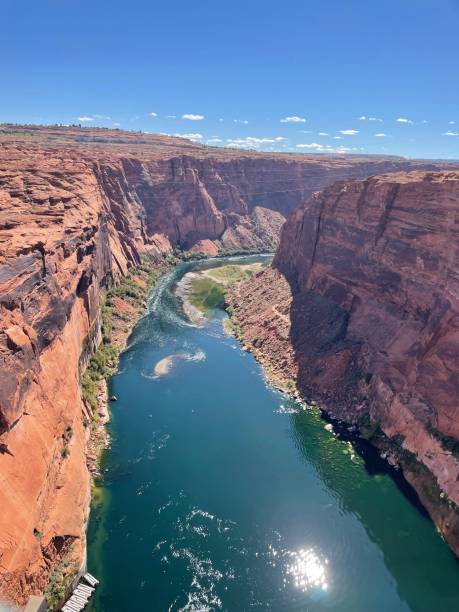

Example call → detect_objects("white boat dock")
61 573 99 611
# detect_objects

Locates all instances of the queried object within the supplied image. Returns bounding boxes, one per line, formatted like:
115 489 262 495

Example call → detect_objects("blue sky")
3 0 459 158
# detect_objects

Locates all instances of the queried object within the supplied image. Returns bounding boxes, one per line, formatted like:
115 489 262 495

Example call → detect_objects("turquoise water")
87 256 459 612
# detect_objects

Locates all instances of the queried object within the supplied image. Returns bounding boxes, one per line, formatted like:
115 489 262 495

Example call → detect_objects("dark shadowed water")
87 256 459 612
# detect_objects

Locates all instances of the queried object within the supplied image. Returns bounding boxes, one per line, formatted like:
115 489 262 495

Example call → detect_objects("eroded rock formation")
227 170 459 554
0 125 458 605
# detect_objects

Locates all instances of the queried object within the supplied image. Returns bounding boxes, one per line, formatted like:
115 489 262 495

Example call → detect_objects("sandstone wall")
0 130 457 604
228 170 459 554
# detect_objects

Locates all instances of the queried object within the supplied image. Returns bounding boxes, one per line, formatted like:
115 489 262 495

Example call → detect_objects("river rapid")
86 256 459 612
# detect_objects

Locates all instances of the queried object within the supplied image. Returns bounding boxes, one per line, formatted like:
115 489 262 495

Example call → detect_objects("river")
86 256 459 612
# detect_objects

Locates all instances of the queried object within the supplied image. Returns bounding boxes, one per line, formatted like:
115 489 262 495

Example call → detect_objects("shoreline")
175 258 270 326
86 380 111 479
224 295 459 559
81 257 172 464
80 252 273 600
174 271 207 325
33 252 272 609
40 258 173 611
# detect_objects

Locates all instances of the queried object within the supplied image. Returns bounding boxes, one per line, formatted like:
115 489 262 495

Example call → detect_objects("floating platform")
61 573 99 611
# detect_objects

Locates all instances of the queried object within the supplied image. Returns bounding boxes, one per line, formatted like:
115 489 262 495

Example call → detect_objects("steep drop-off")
0 126 457 605
227 170 459 555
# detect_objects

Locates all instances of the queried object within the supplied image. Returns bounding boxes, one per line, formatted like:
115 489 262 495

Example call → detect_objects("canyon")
0 125 458 607
227 170 459 555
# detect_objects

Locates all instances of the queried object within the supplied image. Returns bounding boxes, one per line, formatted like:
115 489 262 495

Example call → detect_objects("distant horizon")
2 122 459 162
3 0 459 160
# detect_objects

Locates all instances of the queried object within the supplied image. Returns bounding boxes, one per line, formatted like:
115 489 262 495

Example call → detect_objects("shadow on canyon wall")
290 404 459 611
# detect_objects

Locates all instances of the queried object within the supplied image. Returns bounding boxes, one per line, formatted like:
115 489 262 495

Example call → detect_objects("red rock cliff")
0 126 457 605
228 170 459 554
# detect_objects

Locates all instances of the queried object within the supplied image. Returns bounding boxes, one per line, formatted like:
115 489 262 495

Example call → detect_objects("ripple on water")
139 349 207 380
275 402 301 415
153 493 334 610
89 257 459 612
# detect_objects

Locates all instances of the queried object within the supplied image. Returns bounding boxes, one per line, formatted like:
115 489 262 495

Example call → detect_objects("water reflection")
87 256 459 612
286 547 329 592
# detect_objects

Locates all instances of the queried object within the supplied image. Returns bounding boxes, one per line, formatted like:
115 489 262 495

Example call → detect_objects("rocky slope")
227 170 459 554
0 125 458 606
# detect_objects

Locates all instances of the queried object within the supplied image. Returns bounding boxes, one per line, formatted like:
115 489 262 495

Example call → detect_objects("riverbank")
81 257 170 478
85 255 459 612
225 271 459 559
176 260 267 324
41 257 171 610
65 255 272 609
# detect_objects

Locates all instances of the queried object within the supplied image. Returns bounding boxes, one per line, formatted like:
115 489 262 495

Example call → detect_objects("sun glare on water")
286 547 329 592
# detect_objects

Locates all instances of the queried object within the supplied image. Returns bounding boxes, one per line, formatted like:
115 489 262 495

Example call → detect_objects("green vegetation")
60 425 73 459
33 528 42 540
61 444 70 459
206 262 264 284
218 246 270 257
81 257 166 417
224 316 243 340
172 245 273 262
427 423 459 460
173 246 207 261
187 262 267 317
358 413 385 441
45 555 79 611
357 414 459 515
0 129 38 138
189 277 225 314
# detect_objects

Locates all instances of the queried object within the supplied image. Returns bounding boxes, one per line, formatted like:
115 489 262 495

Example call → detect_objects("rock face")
227 170 459 554
0 150 132 605
0 126 458 605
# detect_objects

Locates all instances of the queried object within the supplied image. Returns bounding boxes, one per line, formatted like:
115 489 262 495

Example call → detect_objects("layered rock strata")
227 170 459 554
0 125 458 604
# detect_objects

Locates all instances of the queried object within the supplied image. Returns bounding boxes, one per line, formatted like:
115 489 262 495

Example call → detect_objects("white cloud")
233 119 249 124
280 115 306 123
218 118 224 122
334 136 343 140
375 133 388 137
182 114 204 121
334 146 358 153
442 131 459 136
396 117 414 124
173 133 203 141
359 116 383 122
449 121 456 125
225 136 286 149
166 115 176 119
318 132 329 136
296 143 359 154
207 138 223 144
93 114 111 120
340 129 359 135
77 116 94 122
421 119 428 124
148 112 158 117
296 143 324 149
113 122 121 127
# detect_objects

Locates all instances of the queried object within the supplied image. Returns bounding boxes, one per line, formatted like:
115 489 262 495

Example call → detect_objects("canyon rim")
1 125 459 607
